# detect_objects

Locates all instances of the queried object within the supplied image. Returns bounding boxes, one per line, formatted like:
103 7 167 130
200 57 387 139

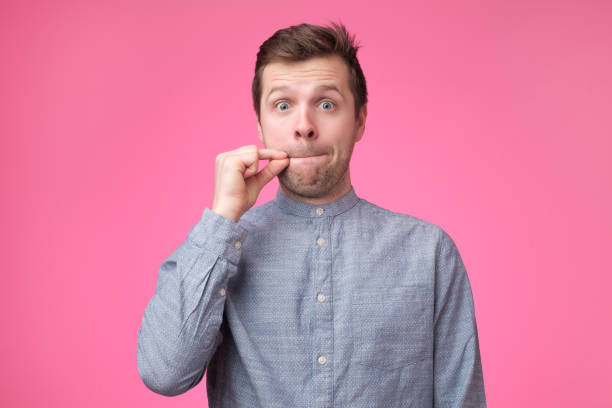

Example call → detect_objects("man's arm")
136 145 288 396
433 229 487 407
136 209 247 396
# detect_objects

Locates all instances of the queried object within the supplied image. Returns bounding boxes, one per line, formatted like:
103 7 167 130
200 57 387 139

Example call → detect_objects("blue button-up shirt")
137 186 486 407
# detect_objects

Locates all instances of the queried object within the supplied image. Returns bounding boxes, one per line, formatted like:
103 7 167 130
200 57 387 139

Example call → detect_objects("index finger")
258 148 288 160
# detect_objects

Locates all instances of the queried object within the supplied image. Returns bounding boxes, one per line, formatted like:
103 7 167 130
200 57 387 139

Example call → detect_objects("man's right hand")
211 145 289 223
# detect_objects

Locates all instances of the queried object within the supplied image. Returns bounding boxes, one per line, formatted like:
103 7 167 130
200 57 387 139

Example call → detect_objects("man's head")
252 22 368 203
252 22 368 122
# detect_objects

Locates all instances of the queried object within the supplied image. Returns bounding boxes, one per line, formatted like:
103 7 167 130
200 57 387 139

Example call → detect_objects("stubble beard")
278 145 354 199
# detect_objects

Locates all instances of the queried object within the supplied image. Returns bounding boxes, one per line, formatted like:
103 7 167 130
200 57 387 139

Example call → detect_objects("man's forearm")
136 209 247 396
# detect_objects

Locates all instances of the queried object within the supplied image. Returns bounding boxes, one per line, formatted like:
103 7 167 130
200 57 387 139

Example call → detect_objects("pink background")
2 0 611 406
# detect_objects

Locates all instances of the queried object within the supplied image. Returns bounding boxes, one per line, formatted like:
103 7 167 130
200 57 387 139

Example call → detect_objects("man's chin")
278 173 329 199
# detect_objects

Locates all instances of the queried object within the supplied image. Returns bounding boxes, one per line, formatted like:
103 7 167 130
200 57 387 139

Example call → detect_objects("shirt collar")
274 185 360 218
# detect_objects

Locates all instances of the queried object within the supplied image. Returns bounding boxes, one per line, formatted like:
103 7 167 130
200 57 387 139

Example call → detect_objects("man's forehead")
261 56 350 92
266 83 343 97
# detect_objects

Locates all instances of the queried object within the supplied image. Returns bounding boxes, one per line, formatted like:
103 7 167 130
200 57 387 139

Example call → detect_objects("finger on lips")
257 148 288 160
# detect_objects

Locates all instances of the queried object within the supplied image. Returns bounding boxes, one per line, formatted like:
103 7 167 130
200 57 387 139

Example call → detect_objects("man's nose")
294 106 317 140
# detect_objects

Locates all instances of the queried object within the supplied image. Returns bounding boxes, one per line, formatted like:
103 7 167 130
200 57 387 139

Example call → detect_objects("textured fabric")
137 186 486 407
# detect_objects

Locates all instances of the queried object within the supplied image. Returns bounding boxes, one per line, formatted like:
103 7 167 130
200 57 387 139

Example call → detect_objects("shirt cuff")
187 208 248 265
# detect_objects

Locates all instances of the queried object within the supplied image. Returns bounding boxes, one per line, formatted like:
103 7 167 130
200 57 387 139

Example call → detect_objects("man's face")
257 55 367 200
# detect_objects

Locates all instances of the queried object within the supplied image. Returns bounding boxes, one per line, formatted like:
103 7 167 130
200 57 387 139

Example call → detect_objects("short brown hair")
252 22 368 121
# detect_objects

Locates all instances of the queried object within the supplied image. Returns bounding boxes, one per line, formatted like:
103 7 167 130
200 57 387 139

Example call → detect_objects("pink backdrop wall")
2 0 611 406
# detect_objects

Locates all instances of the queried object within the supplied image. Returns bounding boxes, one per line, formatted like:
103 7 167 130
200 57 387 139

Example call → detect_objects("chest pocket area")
351 285 432 370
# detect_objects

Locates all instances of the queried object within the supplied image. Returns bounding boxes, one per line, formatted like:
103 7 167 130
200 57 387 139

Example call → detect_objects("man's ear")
355 104 367 142
257 120 264 143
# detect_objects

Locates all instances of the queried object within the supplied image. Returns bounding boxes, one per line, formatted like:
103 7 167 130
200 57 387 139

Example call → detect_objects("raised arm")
137 145 288 396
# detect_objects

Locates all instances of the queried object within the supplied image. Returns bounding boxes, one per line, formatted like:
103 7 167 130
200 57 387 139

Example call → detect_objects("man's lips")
287 154 327 165
288 153 327 158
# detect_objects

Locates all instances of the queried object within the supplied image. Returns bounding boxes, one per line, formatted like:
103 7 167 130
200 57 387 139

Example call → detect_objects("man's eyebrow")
265 84 344 100
314 84 343 95
266 86 289 100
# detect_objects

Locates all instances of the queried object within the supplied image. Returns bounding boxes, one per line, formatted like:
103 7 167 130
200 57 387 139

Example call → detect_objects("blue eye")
320 101 334 110
277 102 290 111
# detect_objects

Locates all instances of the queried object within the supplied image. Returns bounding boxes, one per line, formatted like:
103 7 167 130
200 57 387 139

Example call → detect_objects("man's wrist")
188 209 248 265
210 206 241 223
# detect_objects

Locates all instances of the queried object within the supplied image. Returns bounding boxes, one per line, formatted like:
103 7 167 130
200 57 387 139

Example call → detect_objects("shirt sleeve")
433 229 487 407
136 208 248 396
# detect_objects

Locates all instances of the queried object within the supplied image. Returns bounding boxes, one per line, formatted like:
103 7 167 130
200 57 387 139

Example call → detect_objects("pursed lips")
288 153 327 158
288 154 328 165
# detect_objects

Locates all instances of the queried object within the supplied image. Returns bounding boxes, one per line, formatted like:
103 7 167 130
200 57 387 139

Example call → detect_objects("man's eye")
276 102 290 111
320 101 335 110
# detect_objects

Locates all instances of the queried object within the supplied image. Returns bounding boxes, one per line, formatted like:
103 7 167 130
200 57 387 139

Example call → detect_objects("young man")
137 22 487 407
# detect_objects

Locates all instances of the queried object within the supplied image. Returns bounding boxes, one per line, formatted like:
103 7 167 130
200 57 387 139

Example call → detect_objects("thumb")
248 158 289 192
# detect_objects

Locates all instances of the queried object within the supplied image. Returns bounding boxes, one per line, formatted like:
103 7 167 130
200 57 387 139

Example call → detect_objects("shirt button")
219 288 226 296
234 241 242 249
318 356 327 365
316 207 324 216
316 237 325 246
317 293 326 302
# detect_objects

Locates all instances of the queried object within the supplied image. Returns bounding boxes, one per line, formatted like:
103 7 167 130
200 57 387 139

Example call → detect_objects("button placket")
312 216 333 407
